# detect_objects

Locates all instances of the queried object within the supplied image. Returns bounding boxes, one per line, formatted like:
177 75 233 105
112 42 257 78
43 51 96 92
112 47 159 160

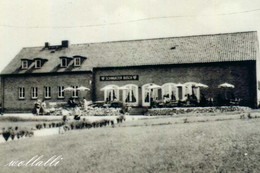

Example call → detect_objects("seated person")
190 94 198 105
68 97 77 107
171 94 176 101
73 106 81 120
163 95 170 103
83 98 92 109
32 99 41 115
39 99 48 115
186 94 191 104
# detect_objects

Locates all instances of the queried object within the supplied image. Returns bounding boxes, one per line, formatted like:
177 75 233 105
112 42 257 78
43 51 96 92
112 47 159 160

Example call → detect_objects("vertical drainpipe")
248 61 257 108
255 32 260 108
91 68 96 102
256 60 259 108
1 75 4 113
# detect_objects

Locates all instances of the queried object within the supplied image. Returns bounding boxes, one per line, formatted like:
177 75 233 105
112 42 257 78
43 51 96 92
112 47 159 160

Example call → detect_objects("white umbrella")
196 83 208 88
63 87 75 99
218 83 235 88
77 86 90 91
63 86 75 91
76 86 90 100
147 84 161 89
100 85 115 91
218 83 234 100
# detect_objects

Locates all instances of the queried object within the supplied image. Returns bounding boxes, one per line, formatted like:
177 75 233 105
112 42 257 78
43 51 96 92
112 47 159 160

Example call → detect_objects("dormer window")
35 59 42 68
33 58 48 69
59 56 72 68
73 55 86 67
74 57 81 66
21 60 28 69
61 58 67 67
21 58 33 69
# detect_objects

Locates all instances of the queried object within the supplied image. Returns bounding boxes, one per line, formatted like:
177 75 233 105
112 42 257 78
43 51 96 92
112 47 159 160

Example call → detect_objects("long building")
1 31 260 112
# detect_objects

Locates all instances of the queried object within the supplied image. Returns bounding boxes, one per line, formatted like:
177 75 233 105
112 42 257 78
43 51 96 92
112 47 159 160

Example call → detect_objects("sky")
0 0 260 72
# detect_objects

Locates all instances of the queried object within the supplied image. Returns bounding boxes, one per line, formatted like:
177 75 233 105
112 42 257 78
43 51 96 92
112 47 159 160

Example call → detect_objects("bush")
36 124 43 130
83 107 122 116
2 130 10 141
146 106 250 116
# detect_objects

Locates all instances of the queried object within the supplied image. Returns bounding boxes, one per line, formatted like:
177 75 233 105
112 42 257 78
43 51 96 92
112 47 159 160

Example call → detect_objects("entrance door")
178 86 183 101
142 84 152 106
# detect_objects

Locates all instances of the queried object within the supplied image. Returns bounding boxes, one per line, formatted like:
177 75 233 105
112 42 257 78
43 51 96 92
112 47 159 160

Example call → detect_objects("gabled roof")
1 31 259 75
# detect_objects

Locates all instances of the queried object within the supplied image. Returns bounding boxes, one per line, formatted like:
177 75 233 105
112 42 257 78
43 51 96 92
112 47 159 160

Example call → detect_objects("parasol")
218 83 235 100
76 86 90 99
218 83 235 88
196 83 208 88
77 86 90 91
63 86 75 92
100 85 115 91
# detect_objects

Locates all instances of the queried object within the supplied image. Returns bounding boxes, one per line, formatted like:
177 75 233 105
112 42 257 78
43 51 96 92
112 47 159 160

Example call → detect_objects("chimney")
62 40 69 48
45 42 49 48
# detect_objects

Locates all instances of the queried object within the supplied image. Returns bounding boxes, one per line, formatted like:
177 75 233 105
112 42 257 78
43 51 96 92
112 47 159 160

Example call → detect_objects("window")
142 83 161 106
72 86 78 98
102 85 119 102
35 60 41 68
184 82 200 102
151 89 160 100
58 86 65 98
31 87 38 99
44 86 51 98
123 84 138 105
162 83 178 101
18 87 25 99
74 58 81 66
61 58 67 67
142 84 151 106
21 60 28 69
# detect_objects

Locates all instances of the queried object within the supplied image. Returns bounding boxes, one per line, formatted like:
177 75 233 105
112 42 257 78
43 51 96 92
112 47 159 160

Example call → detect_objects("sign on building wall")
100 75 139 81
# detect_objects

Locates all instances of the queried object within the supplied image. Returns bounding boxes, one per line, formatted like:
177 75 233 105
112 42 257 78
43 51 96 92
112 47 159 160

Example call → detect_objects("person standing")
83 97 88 110
33 99 41 115
40 99 47 115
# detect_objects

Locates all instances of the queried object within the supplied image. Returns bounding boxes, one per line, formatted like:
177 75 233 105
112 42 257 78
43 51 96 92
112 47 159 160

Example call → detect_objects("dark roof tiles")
1 31 259 75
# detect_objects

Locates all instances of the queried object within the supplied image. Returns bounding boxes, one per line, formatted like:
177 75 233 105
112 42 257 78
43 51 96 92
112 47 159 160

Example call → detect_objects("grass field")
1 112 260 173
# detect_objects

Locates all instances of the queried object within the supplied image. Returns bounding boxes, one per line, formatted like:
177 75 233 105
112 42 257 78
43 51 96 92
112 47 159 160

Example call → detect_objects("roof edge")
21 31 257 49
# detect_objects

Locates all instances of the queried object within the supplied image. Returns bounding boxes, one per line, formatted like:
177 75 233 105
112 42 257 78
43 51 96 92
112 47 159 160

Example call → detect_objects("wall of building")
94 61 257 107
2 72 92 112
1 60 257 112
